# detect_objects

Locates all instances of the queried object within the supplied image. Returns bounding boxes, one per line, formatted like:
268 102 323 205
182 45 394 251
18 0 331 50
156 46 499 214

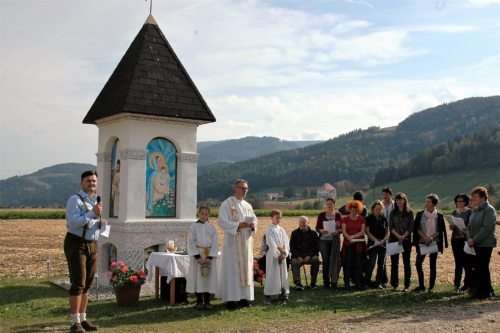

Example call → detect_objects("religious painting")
145 137 176 217
109 139 120 217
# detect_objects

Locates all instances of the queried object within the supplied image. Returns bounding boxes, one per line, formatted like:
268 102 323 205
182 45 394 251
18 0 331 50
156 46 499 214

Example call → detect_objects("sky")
1 0 499 180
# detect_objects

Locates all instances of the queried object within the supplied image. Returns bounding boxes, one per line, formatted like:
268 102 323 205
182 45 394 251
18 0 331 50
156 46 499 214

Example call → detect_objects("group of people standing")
187 180 497 310
294 187 496 299
63 172 497 332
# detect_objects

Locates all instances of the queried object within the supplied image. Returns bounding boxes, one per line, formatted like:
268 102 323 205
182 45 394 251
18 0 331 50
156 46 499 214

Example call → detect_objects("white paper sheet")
386 242 404 256
464 242 476 256
351 238 366 243
324 221 336 233
444 215 466 231
419 241 438 255
100 223 111 238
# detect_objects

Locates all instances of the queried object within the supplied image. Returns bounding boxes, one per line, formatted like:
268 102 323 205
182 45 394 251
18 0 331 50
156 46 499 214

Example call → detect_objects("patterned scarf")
229 197 254 287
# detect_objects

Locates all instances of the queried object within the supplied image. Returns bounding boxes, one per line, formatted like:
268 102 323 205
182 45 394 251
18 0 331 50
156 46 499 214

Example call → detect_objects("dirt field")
1 217 498 284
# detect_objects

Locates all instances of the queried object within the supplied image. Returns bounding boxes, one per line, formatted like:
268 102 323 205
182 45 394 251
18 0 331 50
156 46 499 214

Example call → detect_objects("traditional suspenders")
76 193 90 240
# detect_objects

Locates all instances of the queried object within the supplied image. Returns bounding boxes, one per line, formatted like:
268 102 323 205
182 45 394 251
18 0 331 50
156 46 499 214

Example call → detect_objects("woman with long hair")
388 193 414 292
365 200 389 288
315 197 342 289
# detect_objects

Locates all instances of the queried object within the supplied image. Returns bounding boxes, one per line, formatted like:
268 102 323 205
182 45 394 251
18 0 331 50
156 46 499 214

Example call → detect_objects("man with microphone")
64 170 105 333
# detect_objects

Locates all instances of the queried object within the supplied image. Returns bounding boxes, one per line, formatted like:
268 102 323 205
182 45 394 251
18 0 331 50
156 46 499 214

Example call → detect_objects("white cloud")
344 0 375 9
0 0 498 179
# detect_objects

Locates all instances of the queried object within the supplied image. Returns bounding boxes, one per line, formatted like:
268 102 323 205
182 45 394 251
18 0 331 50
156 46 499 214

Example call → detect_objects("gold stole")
229 197 254 287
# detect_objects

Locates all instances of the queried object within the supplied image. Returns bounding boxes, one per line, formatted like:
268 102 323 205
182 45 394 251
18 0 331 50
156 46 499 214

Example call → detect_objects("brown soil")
1 217 499 286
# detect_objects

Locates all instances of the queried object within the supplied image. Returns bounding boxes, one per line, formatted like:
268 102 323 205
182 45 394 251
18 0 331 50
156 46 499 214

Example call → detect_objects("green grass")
0 209 65 220
1 277 497 333
364 167 500 210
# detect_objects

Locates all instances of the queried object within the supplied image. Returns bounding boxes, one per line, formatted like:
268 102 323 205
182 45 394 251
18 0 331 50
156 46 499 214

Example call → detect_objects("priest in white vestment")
264 210 290 304
217 179 258 309
186 206 218 310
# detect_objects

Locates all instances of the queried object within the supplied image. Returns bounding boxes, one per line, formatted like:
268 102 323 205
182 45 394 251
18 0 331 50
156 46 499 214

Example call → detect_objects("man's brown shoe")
69 323 85 333
81 320 98 331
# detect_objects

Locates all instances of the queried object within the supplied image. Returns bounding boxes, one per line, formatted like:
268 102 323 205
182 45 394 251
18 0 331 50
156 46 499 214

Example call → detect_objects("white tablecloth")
146 252 190 283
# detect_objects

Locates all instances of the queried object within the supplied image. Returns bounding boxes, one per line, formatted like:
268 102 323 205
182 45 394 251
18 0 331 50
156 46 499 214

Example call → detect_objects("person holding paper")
315 197 342 289
217 179 258 309
186 206 218 310
341 200 366 290
290 216 320 290
388 193 414 292
466 187 497 300
365 200 389 289
64 171 104 333
450 193 472 293
413 194 448 293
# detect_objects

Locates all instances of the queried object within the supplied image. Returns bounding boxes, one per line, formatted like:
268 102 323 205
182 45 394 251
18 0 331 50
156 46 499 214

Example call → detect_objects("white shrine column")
177 152 198 219
96 152 112 218
119 148 147 221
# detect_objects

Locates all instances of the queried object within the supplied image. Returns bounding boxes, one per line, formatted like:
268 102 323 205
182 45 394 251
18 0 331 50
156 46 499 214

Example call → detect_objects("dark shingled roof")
83 15 216 124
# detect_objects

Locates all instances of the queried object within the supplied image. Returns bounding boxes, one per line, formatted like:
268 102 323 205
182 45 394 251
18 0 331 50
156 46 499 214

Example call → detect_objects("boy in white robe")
186 206 218 310
264 209 290 305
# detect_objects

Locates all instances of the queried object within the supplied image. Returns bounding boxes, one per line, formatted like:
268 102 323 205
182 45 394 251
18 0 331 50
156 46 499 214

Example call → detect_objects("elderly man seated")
289 216 320 290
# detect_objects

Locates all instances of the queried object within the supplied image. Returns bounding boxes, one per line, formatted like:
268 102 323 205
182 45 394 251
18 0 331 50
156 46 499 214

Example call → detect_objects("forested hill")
373 127 500 186
198 137 321 166
0 163 95 207
198 96 500 200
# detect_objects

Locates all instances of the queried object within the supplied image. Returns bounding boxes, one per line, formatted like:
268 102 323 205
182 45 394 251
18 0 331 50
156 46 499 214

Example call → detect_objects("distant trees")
373 128 500 186
197 96 500 200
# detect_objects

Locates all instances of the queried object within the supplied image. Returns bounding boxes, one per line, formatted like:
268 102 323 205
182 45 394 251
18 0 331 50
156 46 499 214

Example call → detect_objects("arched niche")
145 137 177 218
102 243 117 272
109 138 120 217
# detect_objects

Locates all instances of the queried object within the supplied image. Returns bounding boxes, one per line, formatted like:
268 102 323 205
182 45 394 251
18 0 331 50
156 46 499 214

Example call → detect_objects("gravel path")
266 298 500 333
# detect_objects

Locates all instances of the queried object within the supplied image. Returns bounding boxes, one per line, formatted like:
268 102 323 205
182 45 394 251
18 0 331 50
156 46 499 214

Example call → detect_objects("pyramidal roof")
83 15 216 124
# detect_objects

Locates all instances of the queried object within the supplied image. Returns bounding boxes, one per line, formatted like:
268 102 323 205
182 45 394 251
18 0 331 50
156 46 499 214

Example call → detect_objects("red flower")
129 275 138 283
258 270 264 275
257 277 263 282
116 261 124 266
121 266 129 273
137 270 145 276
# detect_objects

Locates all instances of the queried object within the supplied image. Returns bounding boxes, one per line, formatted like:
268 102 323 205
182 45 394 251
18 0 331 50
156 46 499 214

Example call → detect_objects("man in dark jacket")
289 216 320 290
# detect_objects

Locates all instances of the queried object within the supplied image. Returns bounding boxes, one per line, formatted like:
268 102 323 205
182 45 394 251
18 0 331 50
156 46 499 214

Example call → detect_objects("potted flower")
109 261 147 306
253 259 265 285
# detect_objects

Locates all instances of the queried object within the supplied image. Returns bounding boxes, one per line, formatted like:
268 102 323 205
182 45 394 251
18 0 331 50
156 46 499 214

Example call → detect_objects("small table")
146 252 190 305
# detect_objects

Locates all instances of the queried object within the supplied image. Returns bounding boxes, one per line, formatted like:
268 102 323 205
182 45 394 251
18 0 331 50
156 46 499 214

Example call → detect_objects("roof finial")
146 0 152 15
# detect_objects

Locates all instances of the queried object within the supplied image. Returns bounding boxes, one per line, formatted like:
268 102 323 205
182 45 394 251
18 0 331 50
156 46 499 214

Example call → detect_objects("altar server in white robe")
187 206 218 310
264 209 290 305
217 179 258 309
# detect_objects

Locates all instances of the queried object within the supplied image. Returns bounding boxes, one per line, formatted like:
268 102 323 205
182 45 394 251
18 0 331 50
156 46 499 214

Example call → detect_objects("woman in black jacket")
413 194 448 292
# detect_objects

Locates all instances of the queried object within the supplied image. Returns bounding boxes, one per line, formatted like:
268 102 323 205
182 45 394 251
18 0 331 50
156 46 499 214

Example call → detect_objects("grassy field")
363 167 500 210
1 277 498 333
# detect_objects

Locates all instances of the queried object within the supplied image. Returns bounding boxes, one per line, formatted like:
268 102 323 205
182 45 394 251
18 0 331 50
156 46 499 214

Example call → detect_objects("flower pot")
115 284 141 306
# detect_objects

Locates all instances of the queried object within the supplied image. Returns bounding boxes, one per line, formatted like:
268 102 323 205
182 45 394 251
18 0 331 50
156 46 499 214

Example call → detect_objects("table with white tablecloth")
146 252 190 304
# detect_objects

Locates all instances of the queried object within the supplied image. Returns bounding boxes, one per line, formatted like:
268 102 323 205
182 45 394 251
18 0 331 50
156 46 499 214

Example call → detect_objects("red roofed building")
317 183 337 199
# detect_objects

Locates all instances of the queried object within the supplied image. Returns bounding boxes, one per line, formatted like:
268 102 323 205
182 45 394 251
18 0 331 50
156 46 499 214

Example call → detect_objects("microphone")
96 196 102 228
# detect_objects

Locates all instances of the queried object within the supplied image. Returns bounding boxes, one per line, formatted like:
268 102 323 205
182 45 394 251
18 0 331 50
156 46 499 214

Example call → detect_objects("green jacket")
465 202 497 247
